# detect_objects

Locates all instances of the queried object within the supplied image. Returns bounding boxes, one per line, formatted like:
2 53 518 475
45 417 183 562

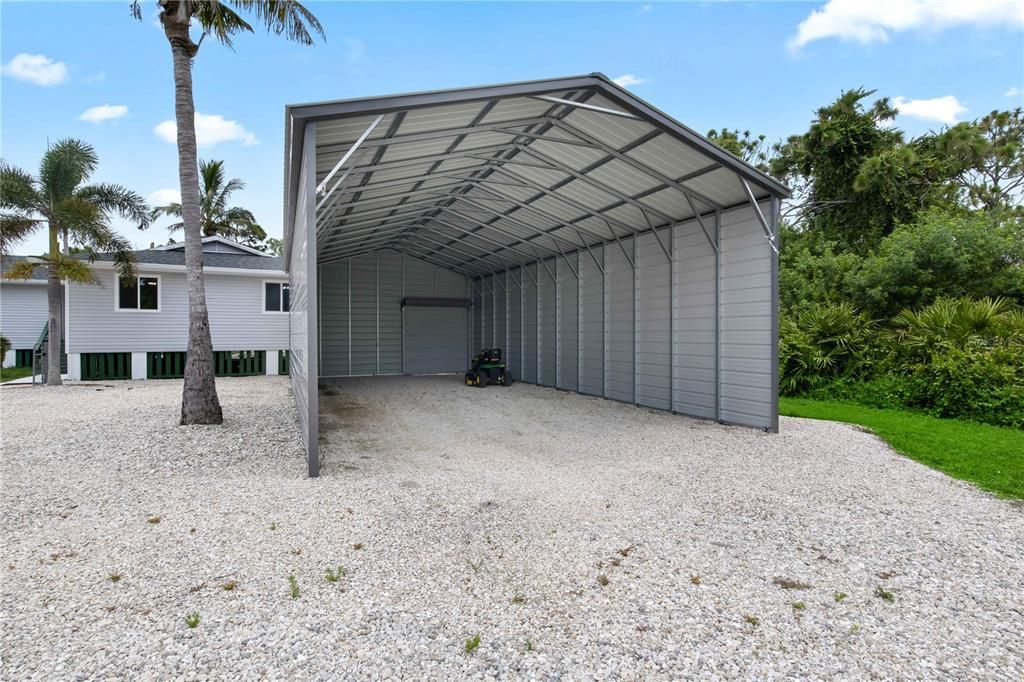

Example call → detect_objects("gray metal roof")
284 73 789 276
86 249 283 271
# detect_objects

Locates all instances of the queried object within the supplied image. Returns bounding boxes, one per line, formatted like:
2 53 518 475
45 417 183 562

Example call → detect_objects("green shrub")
779 303 878 395
0 335 10 365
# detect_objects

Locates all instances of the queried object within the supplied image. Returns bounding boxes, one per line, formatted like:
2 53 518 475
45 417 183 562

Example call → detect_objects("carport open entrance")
284 74 790 476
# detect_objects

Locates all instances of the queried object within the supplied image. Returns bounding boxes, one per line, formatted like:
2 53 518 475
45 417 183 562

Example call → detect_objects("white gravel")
1 375 1022 680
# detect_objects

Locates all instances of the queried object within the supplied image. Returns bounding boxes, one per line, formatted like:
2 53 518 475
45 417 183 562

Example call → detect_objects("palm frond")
0 161 41 212
53 196 104 236
2 259 41 281
76 183 152 229
54 255 101 285
229 0 325 45
0 212 41 254
194 0 255 48
39 139 98 203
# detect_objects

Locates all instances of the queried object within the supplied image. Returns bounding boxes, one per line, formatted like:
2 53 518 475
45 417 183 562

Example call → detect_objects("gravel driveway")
1 375 1022 679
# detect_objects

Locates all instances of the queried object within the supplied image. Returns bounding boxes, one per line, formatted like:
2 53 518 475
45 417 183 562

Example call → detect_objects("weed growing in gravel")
791 601 806 610
744 615 759 626
352 543 364 551
850 624 861 635
834 592 848 602
325 566 346 583
772 576 811 590
609 557 621 567
108 573 121 583
597 574 610 587
690 575 701 585
222 580 238 591
465 635 481 654
617 546 634 558
288 575 300 599
511 592 526 605
147 515 161 525
524 639 534 652
185 613 200 628
874 586 895 602
270 522 277 531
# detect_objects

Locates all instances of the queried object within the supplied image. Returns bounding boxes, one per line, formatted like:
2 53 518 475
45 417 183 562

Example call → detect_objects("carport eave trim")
282 74 792 266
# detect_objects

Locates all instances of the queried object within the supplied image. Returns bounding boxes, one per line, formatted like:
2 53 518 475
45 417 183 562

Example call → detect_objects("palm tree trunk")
45 224 63 386
164 15 222 424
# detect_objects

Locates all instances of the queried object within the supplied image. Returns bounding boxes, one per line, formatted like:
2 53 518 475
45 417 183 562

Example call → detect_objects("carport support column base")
265 350 278 375
131 352 147 380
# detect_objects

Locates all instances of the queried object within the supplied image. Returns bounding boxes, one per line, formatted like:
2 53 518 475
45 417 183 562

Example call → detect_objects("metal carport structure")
283 74 790 477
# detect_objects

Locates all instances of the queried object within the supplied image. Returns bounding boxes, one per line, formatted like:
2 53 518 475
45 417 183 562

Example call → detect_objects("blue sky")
2 1 1022 256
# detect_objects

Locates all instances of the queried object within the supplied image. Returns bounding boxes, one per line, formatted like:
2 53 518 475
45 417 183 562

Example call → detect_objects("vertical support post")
347 260 352 377
536 263 541 384
668 225 675 413
770 197 781 433
302 122 320 478
556 257 561 388
714 210 722 423
603 246 609 398
375 251 380 375
401 254 405 375
632 237 638 406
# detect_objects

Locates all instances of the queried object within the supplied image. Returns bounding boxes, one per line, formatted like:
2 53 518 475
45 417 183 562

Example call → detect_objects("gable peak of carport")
284 73 789 278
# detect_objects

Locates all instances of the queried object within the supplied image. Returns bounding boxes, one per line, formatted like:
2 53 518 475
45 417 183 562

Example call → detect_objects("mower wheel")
499 369 513 386
464 371 477 386
478 372 488 388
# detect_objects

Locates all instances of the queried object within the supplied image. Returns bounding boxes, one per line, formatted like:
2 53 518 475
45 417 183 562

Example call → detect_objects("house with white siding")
0 256 49 368
63 236 290 380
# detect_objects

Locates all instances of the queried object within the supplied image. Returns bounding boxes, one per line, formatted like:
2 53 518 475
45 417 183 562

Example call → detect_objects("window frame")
114 273 162 313
262 280 290 314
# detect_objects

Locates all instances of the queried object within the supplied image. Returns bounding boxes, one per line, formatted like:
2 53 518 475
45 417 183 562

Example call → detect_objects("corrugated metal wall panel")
719 204 774 429
636 230 671 410
318 252 469 376
672 216 717 418
378 251 403 374
605 238 634 403
578 245 604 396
538 258 557 387
557 252 579 391
319 260 350 376
494 272 507 355
349 255 377 375
481 274 494 348
521 264 538 383
506 268 522 380
471 278 482 356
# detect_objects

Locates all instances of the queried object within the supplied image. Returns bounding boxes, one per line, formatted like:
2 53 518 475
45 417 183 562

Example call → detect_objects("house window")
118 276 159 311
265 282 290 312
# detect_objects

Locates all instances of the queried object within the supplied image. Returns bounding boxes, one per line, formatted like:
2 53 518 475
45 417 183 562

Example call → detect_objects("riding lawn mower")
465 348 513 387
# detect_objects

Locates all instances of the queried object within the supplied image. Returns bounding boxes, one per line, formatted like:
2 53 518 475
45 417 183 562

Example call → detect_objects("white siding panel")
0 283 47 350
66 270 289 353
673 215 717 419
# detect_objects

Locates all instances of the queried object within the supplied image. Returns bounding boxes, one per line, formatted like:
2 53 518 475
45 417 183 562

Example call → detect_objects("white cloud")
788 0 1024 51
613 74 647 88
154 112 258 147
1 53 69 86
641 4 653 12
79 104 128 123
1006 86 1022 98
892 95 967 125
148 188 181 207
84 71 106 84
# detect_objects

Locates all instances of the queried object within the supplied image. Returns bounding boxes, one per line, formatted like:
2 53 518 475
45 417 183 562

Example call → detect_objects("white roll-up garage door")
402 306 468 374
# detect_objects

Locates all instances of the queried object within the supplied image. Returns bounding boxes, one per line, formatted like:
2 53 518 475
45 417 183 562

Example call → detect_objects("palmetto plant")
132 0 323 424
0 139 149 385
892 296 1020 360
779 303 877 394
152 159 267 248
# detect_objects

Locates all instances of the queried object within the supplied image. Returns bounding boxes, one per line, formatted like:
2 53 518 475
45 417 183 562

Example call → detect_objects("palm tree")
132 0 323 425
0 139 149 385
152 159 268 248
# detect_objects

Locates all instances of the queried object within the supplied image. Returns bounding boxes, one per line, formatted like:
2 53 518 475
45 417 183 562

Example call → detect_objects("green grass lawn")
780 398 1024 500
0 366 34 383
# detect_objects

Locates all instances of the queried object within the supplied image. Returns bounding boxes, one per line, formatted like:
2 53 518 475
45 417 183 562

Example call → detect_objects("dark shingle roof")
84 250 284 271
1 255 47 281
